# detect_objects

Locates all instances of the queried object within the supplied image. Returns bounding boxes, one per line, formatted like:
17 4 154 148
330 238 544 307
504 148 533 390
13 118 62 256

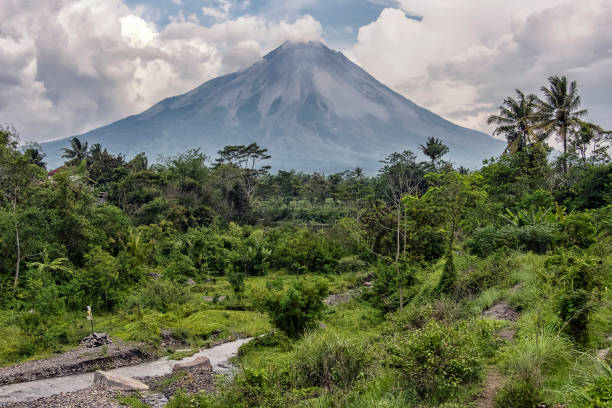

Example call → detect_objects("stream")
0 337 252 406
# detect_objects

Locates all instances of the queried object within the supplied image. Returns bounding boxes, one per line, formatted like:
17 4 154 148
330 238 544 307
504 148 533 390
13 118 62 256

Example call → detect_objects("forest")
0 75 611 407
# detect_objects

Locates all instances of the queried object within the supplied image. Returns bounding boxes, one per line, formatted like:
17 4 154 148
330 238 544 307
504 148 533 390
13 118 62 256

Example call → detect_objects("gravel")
0 342 154 386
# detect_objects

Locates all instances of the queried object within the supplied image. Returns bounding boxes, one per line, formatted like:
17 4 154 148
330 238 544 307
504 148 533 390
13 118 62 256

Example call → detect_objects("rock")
172 356 213 372
185 279 196 286
93 370 149 391
363 281 373 287
218 295 226 301
318 322 327 329
149 272 162 279
80 333 113 348
141 392 168 408
211 329 222 337
597 348 609 360
203 296 214 302
362 271 375 282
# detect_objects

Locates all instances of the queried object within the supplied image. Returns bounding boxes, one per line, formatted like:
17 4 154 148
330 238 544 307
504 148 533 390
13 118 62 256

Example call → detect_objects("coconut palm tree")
24 146 47 169
419 137 449 168
535 75 588 173
61 137 90 166
487 89 538 154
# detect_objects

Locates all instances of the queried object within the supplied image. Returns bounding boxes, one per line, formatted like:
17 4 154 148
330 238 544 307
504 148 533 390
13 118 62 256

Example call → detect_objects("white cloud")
0 0 322 143
348 0 612 135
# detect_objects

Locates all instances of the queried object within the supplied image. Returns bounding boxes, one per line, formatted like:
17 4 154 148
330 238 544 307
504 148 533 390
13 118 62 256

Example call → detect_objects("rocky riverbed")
0 337 252 407
0 341 153 386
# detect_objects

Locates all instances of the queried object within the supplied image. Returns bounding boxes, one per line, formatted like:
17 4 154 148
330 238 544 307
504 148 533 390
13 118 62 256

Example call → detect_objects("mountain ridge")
41 41 504 172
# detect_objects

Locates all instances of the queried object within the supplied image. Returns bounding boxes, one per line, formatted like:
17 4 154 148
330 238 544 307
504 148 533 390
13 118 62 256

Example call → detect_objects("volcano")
42 41 504 172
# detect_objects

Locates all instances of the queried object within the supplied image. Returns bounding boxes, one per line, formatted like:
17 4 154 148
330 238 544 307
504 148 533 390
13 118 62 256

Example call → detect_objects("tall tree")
0 126 46 287
215 143 271 201
379 151 427 310
419 137 449 168
535 75 588 173
61 137 90 166
487 89 539 154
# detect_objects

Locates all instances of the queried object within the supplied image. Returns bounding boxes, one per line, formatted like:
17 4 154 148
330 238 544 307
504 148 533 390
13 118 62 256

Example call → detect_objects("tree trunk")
562 125 568 174
395 206 403 311
14 224 20 288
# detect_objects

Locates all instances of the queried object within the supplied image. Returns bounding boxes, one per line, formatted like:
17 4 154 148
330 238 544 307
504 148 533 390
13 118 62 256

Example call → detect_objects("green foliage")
336 255 366 274
572 375 612 408
495 379 543 408
124 279 188 312
259 278 329 337
292 330 369 390
436 250 456 295
383 320 493 403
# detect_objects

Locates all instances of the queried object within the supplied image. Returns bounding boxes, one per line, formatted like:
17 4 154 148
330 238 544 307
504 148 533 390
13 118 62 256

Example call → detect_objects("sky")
2 0 611 144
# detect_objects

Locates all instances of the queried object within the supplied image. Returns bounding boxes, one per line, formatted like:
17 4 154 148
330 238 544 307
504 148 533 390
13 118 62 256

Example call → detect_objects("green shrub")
383 320 489 403
227 267 246 295
557 289 591 344
467 224 558 256
562 212 596 249
572 375 612 407
259 278 328 338
123 279 188 312
336 255 366 274
238 330 292 356
494 379 542 408
436 250 456 295
292 330 369 390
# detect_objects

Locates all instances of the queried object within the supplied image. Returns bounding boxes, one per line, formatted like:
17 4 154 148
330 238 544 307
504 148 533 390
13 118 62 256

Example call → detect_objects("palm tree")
61 137 90 166
24 147 47 169
27 250 72 277
419 137 449 168
487 89 538 154
535 75 588 173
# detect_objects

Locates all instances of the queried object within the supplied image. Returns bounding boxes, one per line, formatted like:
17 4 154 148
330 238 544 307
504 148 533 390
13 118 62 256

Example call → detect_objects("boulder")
93 370 149 391
185 279 196 286
80 333 112 348
149 272 162 279
172 356 213 372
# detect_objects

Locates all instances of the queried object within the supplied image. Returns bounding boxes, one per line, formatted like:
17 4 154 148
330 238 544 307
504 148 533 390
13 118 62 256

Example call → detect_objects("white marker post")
86 305 94 335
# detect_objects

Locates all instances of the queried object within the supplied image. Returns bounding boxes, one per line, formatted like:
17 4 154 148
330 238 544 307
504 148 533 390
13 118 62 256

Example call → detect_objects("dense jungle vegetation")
1 75 611 407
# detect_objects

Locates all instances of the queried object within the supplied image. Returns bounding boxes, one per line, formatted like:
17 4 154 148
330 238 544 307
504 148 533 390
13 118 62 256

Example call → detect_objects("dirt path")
476 297 521 407
475 367 504 408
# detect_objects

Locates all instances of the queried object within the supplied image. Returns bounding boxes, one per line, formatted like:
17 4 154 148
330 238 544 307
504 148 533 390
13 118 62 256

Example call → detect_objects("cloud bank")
348 0 612 134
1 0 611 144
0 0 321 142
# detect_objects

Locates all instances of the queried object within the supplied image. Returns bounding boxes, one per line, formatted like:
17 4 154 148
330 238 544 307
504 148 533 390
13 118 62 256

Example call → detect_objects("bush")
436 251 456 295
572 375 612 407
494 379 542 408
336 255 366 274
270 227 344 274
562 212 596 249
557 289 590 344
123 279 188 312
467 224 558 257
292 330 369 390
383 320 490 403
238 330 292 356
259 278 328 337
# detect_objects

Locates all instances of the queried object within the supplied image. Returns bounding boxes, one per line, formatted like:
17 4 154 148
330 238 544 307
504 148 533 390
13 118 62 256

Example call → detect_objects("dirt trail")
476 294 521 407
475 367 504 408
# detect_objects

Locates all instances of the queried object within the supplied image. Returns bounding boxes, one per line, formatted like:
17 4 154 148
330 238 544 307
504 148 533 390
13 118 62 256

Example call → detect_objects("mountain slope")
42 41 504 172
